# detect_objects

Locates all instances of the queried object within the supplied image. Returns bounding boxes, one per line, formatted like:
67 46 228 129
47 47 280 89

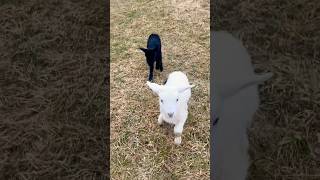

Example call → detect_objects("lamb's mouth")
165 114 174 119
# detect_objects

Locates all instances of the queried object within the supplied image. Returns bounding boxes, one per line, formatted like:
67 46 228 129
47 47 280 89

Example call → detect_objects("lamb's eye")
161 99 163 103
176 99 179 102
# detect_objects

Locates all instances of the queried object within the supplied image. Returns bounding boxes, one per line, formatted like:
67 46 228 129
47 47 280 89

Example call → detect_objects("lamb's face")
158 89 180 119
140 48 156 64
145 50 155 62
146 81 194 119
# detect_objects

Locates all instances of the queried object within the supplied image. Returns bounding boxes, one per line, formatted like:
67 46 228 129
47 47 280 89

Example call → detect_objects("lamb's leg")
174 122 184 145
148 64 154 81
159 53 163 72
155 52 163 71
157 114 163 125
155 60 160 70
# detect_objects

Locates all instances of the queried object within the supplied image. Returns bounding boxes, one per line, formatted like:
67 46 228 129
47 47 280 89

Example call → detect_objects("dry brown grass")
213 0 320 179
0 0 108 179
111 0 209 179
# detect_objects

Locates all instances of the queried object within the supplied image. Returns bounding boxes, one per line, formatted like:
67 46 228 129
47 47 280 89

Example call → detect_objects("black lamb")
139 33 163 81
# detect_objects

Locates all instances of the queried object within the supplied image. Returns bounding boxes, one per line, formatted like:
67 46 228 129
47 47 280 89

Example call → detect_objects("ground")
111 0 210 179
0 0 108 179
213 0 320 179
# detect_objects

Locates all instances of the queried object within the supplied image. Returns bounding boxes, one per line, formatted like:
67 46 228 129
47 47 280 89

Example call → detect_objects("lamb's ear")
177 85 195 93
139 47 148 53
146 81 163 94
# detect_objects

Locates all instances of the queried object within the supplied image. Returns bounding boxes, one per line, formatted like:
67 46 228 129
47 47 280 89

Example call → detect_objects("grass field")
110 0 210 179
0 0 108 179
213 0 320 179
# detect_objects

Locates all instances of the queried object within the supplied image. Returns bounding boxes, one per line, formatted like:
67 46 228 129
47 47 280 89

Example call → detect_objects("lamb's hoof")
163 79 167 85
174 137 182 145
157 116 163 125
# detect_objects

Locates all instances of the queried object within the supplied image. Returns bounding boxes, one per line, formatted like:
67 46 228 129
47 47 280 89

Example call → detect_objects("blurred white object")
212 31 272 180
146 71 194 145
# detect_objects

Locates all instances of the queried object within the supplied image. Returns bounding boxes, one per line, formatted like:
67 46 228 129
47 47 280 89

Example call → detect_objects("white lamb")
212 31 273 180
146 71 194 145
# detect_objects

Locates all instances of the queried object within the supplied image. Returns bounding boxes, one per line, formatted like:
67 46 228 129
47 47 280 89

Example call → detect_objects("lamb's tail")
221 72 273 98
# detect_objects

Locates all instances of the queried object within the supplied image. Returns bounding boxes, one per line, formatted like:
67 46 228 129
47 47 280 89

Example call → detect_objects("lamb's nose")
168 113 174 118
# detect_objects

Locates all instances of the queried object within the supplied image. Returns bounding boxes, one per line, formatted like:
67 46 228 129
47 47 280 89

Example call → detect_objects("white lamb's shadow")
211 31 272 180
